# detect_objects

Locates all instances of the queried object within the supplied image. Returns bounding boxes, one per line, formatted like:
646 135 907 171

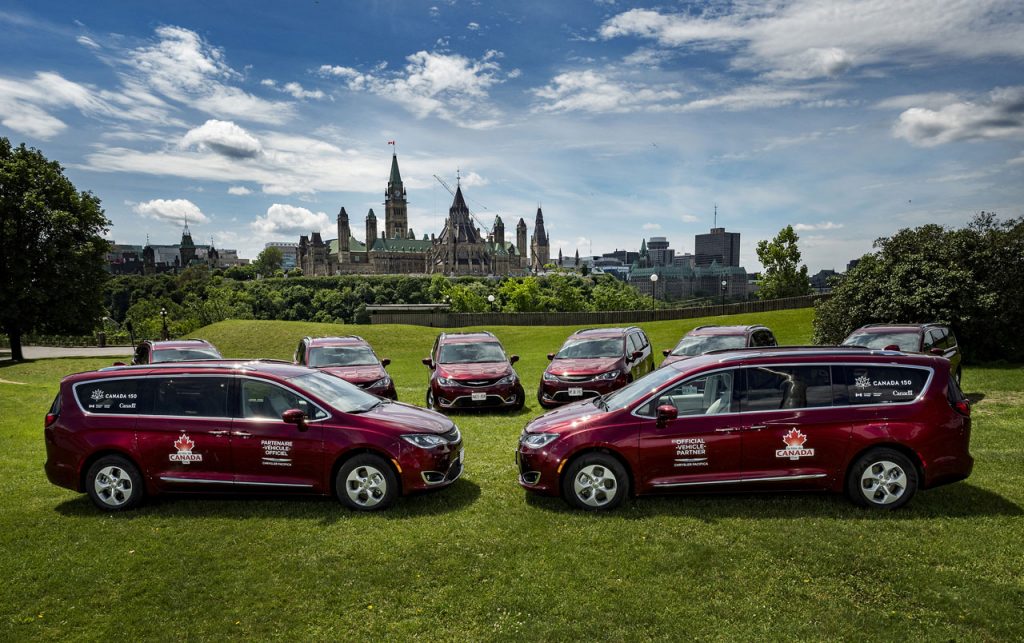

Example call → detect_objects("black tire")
335 453 399 511
561 452 629 511
85 455 144 512
425 388 438 411
846 448 918 510
511 385 525 411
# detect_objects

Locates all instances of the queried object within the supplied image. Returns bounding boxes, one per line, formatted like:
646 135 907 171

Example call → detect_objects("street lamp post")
721 279 728 307
160 307 169 341
487 294 496 311
649 273 659 316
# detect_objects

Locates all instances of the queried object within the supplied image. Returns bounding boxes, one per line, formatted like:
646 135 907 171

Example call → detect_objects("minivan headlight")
497 374 517 385
437 376 454 386
369 376 391 388
521 433 559 448
402 434 447 448
596 370 621 380
542 372 557 382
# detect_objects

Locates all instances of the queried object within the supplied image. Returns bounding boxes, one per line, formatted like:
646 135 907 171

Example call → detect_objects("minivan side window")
638 370 737 417
240 379 327 420
76 379 141 414
628 334 642 354
838 366 930 405
151 377 231 417
740 365 833 411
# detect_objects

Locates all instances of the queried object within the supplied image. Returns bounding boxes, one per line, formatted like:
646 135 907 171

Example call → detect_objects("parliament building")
298 153 548 276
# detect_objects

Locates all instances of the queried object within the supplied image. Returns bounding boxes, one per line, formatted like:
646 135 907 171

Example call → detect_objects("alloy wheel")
345 465 388 508
572 464 617 508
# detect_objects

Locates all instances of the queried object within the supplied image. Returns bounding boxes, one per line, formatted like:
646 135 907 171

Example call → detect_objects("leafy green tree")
446 284 489 312
755 225 812 300
498 277 548 312
0 138 111 360
253 246 284 277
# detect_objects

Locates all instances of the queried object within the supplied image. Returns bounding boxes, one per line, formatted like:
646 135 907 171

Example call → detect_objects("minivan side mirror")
656 404 678 428
883 344 901 351
929 348 945 356
112 361 126 366
422 358 434 369
546 353 555 361
662 349 671 357
510 355 519 364
632 351 644 360
281 408 308 431
381 358 391 367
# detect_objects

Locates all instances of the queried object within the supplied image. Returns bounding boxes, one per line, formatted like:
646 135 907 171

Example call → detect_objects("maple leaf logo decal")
90 389 105 401
174 433 194 453
854 373 872 389
782 428 807 448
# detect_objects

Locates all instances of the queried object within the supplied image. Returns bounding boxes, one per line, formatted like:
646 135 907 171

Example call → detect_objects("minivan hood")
322 364 386 384
660 354 692 368
439 362 511 380
365 401 454 435
526 398 604 434
547 357 622 376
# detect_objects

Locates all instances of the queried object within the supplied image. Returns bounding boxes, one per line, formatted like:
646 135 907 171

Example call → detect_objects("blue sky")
2 0 1022 272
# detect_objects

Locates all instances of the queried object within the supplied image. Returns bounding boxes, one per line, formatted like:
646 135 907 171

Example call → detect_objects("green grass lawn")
1 308 1022 640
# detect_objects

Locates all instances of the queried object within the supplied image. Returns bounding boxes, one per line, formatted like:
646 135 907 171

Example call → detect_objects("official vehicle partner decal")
775 429 815 460
169 433 203 464
261 439 293 467
673 437 708 467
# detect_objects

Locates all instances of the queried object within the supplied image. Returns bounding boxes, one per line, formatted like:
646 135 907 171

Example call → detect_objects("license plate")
568 387 583 397
471 392 487 402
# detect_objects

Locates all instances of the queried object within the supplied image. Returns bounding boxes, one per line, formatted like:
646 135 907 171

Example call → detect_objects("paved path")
0 345 133 360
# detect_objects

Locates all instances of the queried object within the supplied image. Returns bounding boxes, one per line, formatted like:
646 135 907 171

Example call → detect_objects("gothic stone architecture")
298 153 547 276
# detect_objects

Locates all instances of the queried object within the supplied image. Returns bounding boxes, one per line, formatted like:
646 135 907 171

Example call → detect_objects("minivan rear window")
76 379 141 414
152 377 231 417
840 366 929 405
740 365 833 411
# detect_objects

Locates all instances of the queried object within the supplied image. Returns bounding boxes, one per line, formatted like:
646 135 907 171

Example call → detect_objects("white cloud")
281 82 325 100
642 222 661 231
459 171 489 187
681 214 699 223
251 203 330 235
127 25 293 124
467 22 480 31
180 119 263 158
680 85 814 112
133 198 210 225
320 50 511 128
874 92 962 111
599 1 1024 80
533 69 683 114
793 221 845 231
77 35 99 49
227 186 252 195
893 86 1024 147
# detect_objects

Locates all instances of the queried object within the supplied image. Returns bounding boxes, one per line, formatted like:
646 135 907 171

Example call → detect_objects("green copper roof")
371 237 433 253
388 154 403 190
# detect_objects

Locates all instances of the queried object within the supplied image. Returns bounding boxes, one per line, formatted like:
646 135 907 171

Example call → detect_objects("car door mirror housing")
510 355 519 364
381 358 391 367
656 404 678 428
662 349 670 357
632 351 644 360
546 353 555 361
281 408 308 431
929 348 945 356
422 358 434 369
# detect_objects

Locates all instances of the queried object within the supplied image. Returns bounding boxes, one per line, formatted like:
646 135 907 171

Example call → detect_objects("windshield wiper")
349 399 382 414
594 395 608 410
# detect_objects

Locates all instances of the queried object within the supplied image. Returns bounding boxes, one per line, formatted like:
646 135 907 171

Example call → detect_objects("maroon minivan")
44 360 463 512
423 331 524 411
517 346 972 511
295 335 397 400
538 327 655 408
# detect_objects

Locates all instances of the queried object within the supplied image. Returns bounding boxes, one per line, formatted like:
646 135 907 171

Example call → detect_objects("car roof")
686 325 764 336
306 336 369 347
851 324 932 334
438 331 501 344
660 345 943 373
147 339 218 350
570 327 636 339
63 359 313 384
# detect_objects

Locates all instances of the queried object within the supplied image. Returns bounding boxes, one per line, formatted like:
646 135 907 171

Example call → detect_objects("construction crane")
433 174 496 234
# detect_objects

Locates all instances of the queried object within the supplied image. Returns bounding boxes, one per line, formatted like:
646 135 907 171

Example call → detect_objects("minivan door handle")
746 425 768 431
232 430 252 438
715 427 739 433
209 430 229 437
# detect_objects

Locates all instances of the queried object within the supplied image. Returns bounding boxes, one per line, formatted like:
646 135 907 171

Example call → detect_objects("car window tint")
76 379 141 414
740 366 833 411
639 370 736 417
241 379 326 420
841 366 929 405
637 332 649 348
152 377 230 417
628 334 642 353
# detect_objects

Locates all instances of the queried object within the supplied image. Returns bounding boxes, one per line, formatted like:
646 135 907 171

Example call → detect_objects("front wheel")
561 453 628 511
846 448 918 510
85 455 144 512
336 454 398 511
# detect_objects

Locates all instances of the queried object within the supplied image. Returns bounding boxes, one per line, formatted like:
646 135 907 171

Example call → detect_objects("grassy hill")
2 308 1022 640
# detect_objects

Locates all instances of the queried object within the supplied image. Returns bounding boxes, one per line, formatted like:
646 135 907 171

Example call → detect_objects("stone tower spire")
530 207 550 271
516 218 528 269
337 206 350 264
366 208 378 248
384 153 408 240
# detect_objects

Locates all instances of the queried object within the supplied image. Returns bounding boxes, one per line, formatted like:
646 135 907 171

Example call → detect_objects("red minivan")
44 360 463 512
538 327 655 408
517 346 972 510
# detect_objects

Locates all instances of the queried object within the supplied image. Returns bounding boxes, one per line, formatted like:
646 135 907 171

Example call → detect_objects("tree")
0 138 111 360
253 246 284 277
755 225 811 300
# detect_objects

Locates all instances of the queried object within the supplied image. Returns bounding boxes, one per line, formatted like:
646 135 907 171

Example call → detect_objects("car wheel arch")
330 447 403 497
78 448 143 493
559 446 636 498
844 442 925 489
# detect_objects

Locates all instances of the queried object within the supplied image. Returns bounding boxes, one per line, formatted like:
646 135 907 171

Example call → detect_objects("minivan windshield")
439 342 506 364
291 371 381 413
556 339 623 359
309 346 378 367
151 348 222 363
843 332 920 352
599 366 681 412
670 335 746 356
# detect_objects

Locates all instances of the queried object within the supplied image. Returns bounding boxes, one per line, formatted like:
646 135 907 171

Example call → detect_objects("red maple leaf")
782 428 806 448
174 433 194 452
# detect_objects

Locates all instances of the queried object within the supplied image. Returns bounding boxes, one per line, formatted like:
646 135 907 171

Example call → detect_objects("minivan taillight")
44 413 58 428
45 391 61 428
954 400 971 417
